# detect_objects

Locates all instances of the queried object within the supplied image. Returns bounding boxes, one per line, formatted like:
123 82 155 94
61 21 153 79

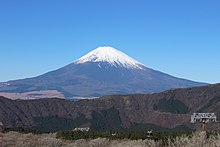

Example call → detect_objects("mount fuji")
0 46 207 99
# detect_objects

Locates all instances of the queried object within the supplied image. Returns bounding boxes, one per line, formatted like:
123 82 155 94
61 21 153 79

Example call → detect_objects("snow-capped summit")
75 46 144 69
0 46 207 99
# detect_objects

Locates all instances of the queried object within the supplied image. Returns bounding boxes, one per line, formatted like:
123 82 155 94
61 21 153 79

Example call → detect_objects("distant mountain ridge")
0 46 207 99
0 84 219 132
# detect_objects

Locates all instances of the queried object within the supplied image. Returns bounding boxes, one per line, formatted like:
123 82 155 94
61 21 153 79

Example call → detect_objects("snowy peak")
75 46 144 69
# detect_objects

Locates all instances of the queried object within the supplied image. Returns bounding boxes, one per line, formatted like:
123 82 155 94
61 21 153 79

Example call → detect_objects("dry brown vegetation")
0 131 220 147
0 90 64 100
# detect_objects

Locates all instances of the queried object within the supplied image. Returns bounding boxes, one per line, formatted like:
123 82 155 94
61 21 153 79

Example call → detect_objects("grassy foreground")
0 131 220 147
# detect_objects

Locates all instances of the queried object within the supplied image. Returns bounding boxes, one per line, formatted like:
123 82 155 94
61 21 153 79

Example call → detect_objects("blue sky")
0 0 219 83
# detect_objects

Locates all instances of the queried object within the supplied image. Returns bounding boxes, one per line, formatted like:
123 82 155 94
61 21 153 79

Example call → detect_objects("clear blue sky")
0 0 219 83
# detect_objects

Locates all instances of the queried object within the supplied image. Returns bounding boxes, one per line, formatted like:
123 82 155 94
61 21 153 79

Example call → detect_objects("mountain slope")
0 46 206 98
0 84 219 132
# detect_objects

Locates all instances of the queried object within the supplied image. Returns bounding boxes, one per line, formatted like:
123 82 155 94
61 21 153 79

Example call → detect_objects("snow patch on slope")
75 46 144 69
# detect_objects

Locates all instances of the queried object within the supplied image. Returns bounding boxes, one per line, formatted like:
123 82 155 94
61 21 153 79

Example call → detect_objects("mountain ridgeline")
0 84 219 132
0 46 206 99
